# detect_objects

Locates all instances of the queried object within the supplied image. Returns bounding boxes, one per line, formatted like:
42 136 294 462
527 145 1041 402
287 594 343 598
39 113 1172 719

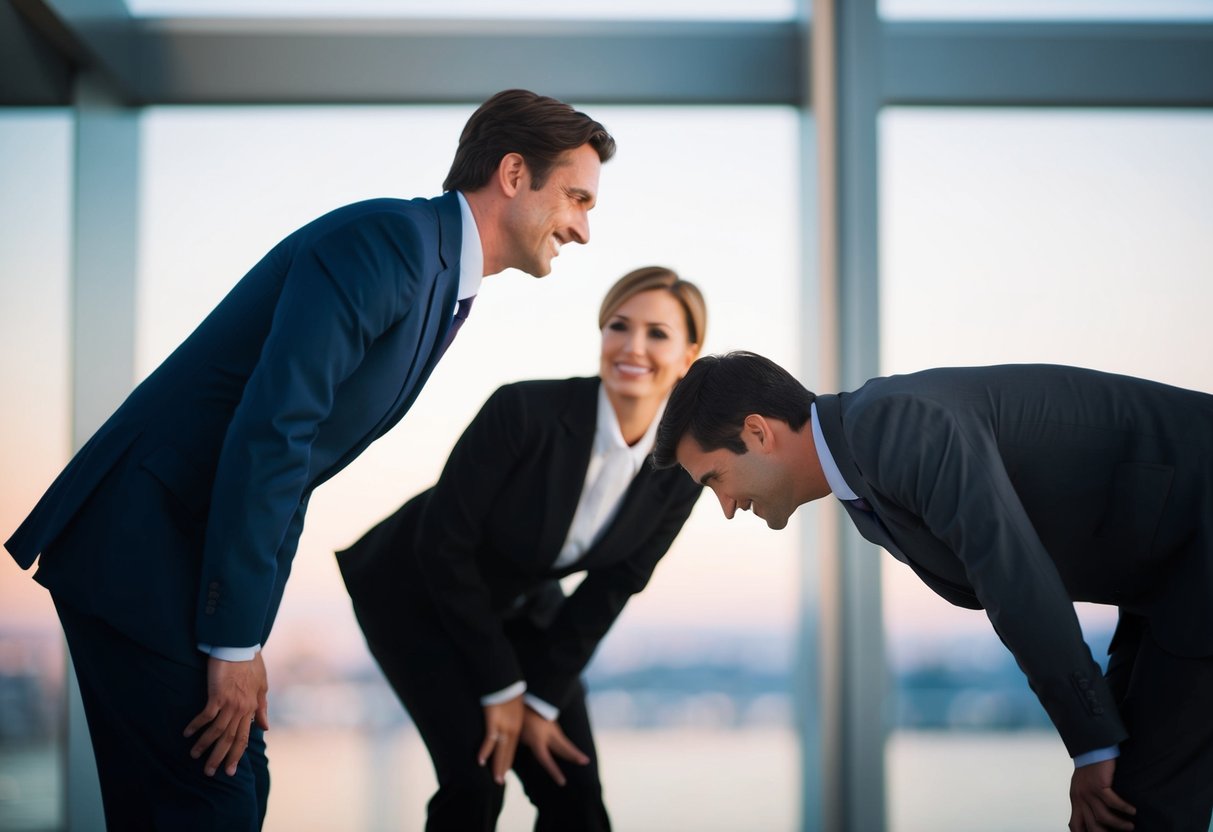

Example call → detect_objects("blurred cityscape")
0 622 1116 741
0 621 1116 830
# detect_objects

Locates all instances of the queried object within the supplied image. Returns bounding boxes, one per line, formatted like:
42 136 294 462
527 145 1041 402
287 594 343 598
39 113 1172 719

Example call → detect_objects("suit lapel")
580 462 662 568
840 499 909 564
417 192 464 382
815 393 909 563
361 194 461 441
534 378 599 563
312 196 460 486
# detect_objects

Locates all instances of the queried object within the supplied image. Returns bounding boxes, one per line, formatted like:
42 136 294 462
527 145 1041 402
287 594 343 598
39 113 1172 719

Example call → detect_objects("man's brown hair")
443 89 616 193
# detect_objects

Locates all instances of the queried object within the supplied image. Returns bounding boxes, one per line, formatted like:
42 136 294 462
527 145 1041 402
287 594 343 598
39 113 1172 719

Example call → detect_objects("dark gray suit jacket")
814 364 1213 756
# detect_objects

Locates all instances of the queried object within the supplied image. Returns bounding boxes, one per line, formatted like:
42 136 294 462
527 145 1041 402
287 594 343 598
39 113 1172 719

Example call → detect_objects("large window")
126 0 798 19
139 104 803 831
879 108 1213 830
881 0 1213 20
0 111 73 832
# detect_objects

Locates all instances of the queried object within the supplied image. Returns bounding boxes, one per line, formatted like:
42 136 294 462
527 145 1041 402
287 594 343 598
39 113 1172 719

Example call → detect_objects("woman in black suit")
337 266 707 831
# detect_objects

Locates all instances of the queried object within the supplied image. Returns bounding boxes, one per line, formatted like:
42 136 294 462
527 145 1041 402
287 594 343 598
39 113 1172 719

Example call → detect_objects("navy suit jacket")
815 364 1213 756
6 193 464 664
338 377 703 710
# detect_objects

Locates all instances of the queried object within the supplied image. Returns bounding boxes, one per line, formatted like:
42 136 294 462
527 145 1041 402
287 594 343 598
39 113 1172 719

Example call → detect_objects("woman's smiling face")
599 288 698 406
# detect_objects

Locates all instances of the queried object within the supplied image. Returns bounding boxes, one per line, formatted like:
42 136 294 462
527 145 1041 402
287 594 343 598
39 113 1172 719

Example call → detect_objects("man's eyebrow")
696 469 718 487
566 187 595 204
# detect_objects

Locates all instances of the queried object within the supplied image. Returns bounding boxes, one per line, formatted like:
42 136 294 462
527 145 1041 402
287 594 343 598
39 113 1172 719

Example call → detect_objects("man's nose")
568 211 589 245
716 492 737 520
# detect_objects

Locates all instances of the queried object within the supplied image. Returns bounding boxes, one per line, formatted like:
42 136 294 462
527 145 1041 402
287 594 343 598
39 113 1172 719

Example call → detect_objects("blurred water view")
0 622 1121 831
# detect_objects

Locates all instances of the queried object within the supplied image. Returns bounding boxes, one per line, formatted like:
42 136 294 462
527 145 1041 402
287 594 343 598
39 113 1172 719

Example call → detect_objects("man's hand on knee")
1069 758 1136 831
183 652 270 777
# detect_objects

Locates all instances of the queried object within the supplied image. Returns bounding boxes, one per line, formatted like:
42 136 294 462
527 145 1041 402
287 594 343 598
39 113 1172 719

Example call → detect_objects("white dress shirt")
488 388 665 720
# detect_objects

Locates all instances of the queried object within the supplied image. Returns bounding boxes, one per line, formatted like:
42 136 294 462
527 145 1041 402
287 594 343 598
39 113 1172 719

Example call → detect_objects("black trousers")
1106 613 1213 831
353 595 611 832
55 599 269 832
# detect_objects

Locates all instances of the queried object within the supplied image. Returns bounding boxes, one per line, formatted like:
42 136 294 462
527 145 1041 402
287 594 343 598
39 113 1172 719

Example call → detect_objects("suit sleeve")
196 213 427 649
414 384 533 697
855 394 1128 756
514 477 702 711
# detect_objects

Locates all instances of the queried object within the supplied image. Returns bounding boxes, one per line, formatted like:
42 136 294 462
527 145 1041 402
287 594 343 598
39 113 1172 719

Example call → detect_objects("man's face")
501 143 601 277
675 426 799 530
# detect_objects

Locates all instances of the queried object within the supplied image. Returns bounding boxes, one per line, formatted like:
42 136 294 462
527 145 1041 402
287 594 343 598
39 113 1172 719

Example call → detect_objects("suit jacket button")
205 604 216 614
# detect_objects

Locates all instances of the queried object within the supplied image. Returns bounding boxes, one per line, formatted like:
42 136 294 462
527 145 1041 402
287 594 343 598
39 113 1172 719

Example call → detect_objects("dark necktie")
438 294 475 358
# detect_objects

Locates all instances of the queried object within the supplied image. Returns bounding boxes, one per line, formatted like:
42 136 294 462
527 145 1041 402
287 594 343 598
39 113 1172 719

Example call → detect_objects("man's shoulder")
306 194 450 232
278 194 460 272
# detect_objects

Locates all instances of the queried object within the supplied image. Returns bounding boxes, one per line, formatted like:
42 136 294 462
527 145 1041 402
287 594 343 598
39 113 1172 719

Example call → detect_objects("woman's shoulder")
492 376 599 405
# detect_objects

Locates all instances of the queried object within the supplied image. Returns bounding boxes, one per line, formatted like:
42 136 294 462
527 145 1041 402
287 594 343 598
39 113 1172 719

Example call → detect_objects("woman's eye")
649 328 669 340
608 321 628 332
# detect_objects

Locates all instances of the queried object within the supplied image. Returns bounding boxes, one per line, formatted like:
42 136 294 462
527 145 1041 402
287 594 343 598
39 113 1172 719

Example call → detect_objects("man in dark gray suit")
652 351 1213 832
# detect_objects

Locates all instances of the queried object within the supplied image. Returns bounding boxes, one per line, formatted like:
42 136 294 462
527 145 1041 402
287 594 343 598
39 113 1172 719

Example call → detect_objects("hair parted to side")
652 351 816 469
443 89 616 193
598 266 707 347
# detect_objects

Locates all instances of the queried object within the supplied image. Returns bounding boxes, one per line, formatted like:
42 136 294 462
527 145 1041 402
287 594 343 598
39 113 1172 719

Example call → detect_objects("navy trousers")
56 599 269 831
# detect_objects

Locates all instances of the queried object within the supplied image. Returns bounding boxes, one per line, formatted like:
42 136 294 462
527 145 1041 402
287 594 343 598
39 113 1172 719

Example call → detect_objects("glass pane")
882 0 1213 21
879 108 1213 830
139 104 803 831
126 0 799 20
0 111 72 832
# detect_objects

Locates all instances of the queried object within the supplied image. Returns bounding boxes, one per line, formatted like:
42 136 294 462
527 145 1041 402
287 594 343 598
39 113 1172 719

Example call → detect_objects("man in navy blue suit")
4 89 615 831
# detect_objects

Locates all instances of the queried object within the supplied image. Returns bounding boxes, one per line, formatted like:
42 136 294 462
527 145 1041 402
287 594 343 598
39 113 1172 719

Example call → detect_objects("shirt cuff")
524 694 560 722
1073 744 1120 768
480 681 526 706
197 643 261 662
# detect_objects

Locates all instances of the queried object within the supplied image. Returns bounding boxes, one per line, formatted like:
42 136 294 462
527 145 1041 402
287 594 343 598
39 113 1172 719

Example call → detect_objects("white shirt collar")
454 191 483 301
552 384 666 570
595 384 666 467
810 401 857 501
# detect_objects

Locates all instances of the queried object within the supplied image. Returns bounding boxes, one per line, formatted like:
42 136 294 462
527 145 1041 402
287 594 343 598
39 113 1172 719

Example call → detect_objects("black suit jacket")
815 364 1213 755
338 376 702 710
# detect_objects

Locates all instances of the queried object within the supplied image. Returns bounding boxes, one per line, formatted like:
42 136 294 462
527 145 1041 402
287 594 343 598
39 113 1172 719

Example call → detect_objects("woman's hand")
519 707 590 786
478 696 525 785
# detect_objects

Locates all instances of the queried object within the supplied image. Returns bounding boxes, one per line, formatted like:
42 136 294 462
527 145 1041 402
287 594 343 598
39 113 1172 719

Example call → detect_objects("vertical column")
64 68 140 832
801 2 841 829
809 1 887 830
795 3 833 831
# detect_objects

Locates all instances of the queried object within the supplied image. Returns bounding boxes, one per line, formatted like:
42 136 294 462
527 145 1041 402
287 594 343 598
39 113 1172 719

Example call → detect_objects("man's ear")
741 414 773 450
496 152 526 197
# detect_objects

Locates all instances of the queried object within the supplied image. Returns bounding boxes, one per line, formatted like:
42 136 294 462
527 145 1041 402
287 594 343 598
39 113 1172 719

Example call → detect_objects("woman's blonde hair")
597 266 707 346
